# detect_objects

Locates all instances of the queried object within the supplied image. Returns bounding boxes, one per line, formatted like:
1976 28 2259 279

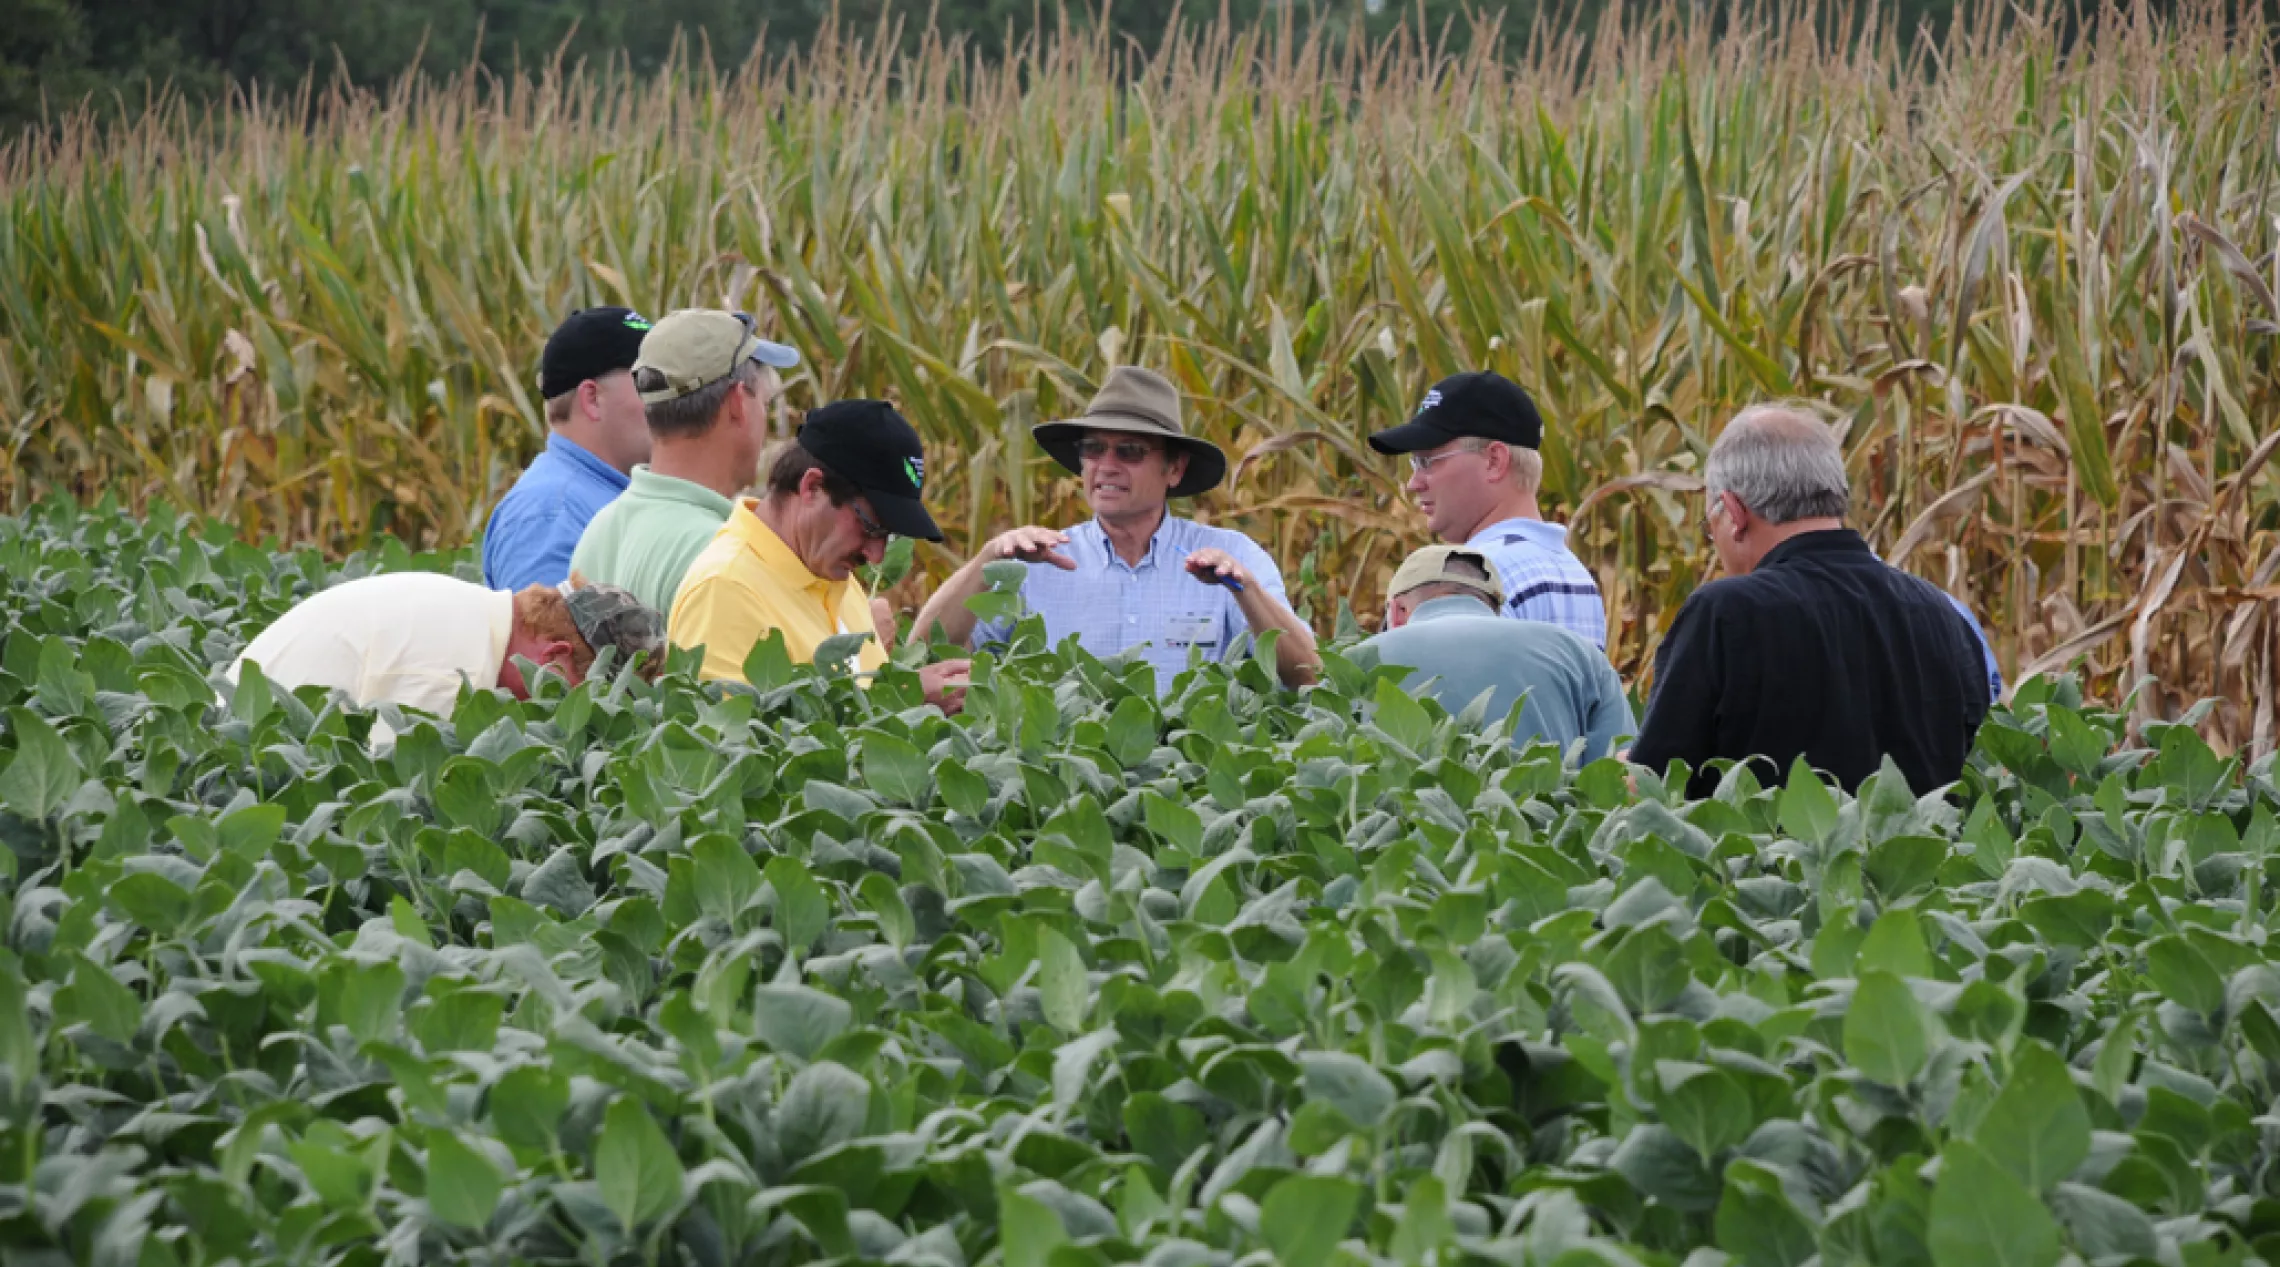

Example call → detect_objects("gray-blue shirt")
1357 594 1635 761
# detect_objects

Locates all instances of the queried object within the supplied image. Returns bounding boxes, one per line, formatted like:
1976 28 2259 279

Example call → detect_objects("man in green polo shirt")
569 309 800 614
1356 544 1634 763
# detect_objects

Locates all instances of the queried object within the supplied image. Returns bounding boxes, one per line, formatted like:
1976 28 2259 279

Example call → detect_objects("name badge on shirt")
1162 613 1220 655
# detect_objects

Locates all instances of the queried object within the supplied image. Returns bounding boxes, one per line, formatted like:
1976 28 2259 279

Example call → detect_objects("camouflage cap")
563 582 667 674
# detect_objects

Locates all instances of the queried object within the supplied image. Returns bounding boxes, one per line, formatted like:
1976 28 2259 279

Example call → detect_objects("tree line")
0 0 2081 135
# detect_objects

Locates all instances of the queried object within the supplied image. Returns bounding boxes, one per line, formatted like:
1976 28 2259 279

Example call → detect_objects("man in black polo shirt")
1629 405 1989 796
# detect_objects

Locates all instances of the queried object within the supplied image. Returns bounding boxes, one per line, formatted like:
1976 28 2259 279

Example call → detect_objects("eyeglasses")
1078 438 1164 464
1408 442 1489 477
849 500 891 541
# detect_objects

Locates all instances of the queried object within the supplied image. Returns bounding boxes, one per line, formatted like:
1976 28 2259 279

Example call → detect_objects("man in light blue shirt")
482 307 655 591
1357 544 1634 761
912 367 1319 692
1366 372 1607 648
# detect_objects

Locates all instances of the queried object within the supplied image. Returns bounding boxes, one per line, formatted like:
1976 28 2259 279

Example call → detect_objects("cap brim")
869 491 943 543
1031 419 1228 497
1366 416 1459 455
745 338 801 370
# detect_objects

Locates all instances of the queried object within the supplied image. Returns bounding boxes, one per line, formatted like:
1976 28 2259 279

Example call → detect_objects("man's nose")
864 538 888 566
1405 468 1429 495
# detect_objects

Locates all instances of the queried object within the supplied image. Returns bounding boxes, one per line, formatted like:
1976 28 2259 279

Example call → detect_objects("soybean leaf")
596 1097 683 1233
1846 971 1931 1087
426 1132 502 1229
1972 1041 2090 1192
1928 1138 2062 1267
1300 1051 1396 1129
751 984 853 1062
1036 927 1089 1033
1260 1174 1362 1267
0 707 81 820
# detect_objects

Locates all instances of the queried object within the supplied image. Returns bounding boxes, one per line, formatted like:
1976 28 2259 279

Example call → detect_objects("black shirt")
1629 528 1989 797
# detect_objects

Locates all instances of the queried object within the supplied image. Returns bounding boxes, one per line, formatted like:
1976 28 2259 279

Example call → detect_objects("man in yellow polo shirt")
670 398 970 712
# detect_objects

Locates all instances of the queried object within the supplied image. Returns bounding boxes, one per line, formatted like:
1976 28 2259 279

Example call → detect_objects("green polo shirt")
1357 594 1635 762
568 466 736 615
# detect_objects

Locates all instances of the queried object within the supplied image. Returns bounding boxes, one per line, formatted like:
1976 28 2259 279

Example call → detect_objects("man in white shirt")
227 574 664 717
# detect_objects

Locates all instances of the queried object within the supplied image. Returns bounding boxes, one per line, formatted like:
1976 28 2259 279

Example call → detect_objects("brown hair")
763 441 860 505
511 585 597 678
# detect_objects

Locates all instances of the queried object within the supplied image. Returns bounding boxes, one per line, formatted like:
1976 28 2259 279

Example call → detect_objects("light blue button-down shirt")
972 514 1288 694
1467 516 1607 649
482 433 630 591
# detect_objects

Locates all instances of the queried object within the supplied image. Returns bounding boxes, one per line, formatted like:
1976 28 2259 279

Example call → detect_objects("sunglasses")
850 500 891 541
1078 438 1164 464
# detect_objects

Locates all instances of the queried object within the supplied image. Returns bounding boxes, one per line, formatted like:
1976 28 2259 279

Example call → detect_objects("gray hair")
644 359 769 441
1704 404 1850 524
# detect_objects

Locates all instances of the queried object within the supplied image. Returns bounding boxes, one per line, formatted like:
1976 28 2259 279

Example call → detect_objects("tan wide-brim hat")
1031 366 1228 499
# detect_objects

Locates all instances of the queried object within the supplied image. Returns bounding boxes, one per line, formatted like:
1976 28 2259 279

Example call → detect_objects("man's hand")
920 658 973 715
987 526 1078 570
1183 548 1253 592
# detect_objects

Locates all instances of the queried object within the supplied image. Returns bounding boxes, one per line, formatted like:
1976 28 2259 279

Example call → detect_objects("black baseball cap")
1366 371 1545 455
797 401 943 542
539 307 653 400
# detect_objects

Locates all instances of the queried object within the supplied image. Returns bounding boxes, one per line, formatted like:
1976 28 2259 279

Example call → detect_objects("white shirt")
228 572 514 717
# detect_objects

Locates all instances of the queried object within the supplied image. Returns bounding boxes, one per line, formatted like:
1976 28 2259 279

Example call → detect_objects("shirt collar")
1410 594 1498 624
628 465 733 513
728 499 843 599
1759 527 1872 569
1083 511 1180 574
546 432 631 491
1468 516 1568 549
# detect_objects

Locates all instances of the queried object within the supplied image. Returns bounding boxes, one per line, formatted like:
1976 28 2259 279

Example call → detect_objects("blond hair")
1508 445 1544 496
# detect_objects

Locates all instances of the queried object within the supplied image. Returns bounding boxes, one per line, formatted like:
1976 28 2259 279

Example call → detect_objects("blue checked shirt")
1467 517 1607 649
971 515 1288 694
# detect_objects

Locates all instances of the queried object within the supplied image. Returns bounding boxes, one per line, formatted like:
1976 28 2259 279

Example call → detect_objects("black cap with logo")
1366 371 1545 455
798 400 943 542
538 307 653 400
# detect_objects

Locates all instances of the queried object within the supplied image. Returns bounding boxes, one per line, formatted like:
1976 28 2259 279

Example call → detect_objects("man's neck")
1453 490 1543 543
648 441 742 500
1098 503 1169 566
553 424 630 476
1739 517 1847 573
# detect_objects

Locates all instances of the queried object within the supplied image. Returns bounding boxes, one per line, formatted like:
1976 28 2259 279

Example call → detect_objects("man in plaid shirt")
1367 372 1607 648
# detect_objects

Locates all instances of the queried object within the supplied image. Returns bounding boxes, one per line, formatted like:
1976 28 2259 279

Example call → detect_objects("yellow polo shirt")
669 499 888 681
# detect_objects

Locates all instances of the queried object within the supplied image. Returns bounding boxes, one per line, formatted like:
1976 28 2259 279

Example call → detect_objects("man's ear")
800 466 830 501
579 379 605 422
1166 449 1189 485
1482 441 1512 480
539 639 577 670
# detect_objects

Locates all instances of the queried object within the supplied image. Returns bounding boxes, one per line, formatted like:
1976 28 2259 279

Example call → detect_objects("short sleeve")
670 573 758 682
1233 534 1288 602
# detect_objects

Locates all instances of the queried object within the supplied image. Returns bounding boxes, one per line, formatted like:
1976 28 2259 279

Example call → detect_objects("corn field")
3 3 2278 744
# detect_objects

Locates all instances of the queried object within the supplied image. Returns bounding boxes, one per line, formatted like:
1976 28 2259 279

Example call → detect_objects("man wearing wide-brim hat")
913 366 1319 691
